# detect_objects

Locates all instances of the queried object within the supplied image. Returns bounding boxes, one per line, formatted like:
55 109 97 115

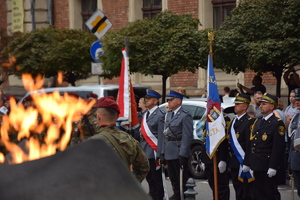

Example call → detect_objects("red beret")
24 95 33 102
87 93 98 99
97 97 120 114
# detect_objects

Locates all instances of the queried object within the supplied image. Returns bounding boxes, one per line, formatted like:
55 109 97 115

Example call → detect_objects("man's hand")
159 154 165 165
218 161 227 173
179 155 188 169
200 162 205 171
242 165 250 173
267 168 277 178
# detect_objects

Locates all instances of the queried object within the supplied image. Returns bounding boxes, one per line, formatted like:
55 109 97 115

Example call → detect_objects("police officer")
288 88 300 198
158 90 193 200
140 89 165 200
90 96 150 182
228 93 254 200
244 93 285 200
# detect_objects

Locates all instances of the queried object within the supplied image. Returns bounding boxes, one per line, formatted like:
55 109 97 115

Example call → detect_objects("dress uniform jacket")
159 107 193 160
244 114 285 171
140 107 165 159
228 114 254 169
288 113 300 171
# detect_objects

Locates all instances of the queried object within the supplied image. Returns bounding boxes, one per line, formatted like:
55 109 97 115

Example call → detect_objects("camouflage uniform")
91 125 150 182
70 108 100 145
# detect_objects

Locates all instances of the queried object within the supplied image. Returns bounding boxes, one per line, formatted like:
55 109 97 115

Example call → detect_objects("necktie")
146 111 150 119
171 111 175 119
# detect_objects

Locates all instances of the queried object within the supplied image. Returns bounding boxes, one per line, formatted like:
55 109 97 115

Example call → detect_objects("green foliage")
205 0 300 96
101 11 203 79
8 26 97 85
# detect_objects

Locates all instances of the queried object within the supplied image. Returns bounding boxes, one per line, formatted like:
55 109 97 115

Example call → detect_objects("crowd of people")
1 72 300 200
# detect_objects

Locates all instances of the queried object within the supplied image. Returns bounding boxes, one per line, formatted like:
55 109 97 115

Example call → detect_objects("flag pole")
208 32 219 200
124 38 132 130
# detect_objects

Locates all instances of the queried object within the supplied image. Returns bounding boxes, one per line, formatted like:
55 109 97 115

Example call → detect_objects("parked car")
19 84 151 102
159 98 235 179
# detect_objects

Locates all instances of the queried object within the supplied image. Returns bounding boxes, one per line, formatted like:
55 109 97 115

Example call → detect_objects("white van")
19 84 151 102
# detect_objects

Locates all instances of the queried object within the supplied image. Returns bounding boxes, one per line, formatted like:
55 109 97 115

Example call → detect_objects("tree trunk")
161 75 168 103
274 68 283 97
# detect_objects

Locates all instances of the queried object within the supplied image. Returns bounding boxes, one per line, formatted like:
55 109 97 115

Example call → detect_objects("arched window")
81 0 98 32
142 0 162 19
212 0 236 29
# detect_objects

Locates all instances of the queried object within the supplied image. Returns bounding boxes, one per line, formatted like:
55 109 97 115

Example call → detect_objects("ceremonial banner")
205 54 226 158
117 48 139 130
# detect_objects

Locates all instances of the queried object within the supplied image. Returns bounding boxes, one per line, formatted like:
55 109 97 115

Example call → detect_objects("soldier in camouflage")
70 93 100 145
90 96 150 182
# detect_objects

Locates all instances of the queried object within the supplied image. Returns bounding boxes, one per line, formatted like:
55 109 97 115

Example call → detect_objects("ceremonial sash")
140 116 158 152
229 117 255 182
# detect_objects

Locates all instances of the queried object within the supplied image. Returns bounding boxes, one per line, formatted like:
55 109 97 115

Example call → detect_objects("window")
212 0 236 29
142 0 162 19
81 0 98 32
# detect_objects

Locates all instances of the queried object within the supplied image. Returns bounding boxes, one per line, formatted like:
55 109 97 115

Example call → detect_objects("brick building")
0 0 286 99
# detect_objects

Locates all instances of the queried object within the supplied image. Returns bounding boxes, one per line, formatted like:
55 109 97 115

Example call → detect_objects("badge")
278 126 285 136
262 134 267 141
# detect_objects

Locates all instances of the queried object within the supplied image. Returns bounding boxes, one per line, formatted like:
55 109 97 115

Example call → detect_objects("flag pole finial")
208 32 214 55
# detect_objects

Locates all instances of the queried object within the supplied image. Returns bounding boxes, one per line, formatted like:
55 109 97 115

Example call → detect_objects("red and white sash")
140 116 158 152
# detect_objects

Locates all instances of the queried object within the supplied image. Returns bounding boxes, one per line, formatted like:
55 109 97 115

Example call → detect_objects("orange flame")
0 74 95 164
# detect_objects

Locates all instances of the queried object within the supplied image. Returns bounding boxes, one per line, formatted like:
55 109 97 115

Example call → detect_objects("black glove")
159 154 165 165
179 155 188 168
288 163 292 175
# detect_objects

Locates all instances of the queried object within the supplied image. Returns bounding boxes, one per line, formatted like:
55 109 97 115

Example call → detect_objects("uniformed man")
288 88 300 198
228 93 254 200
140 89 165 200
157 90 193 200
201 115 230 200
244 93 285 200
90 96 150 182
80 93 100 138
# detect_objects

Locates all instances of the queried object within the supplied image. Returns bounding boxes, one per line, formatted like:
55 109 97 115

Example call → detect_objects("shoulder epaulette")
277 118 282 121
182 110 189 114
248 117 252 120
160 109 166 114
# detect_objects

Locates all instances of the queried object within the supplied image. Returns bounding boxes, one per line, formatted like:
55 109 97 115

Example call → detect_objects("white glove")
200 162 205 171
267 168 277 178
218 161 227 173
242 165 250 173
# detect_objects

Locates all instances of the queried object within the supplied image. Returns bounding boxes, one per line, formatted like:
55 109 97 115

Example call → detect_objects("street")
142 178 300 200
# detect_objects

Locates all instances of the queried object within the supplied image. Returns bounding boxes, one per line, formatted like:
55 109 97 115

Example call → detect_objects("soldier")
140 89 165 200
244 93 285 200
288 88 300 198
80 93 100 138
228 93 254 200
158 90 193 200
90 96 150 182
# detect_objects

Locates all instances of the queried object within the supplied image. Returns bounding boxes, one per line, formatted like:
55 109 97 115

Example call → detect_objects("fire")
0 74 95 164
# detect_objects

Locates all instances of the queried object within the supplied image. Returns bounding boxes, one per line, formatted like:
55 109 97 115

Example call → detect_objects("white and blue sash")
229 117 255 182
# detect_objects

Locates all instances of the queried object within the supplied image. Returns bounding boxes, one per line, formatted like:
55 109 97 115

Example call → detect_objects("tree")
0 29 21 86
8 26 97 86
101 11 204 101
203 0 300 97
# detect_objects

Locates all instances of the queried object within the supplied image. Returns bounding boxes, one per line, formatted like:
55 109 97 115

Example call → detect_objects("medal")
262 134 267 141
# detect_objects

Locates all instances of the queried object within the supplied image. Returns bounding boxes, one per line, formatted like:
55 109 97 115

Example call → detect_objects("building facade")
0 0 285 99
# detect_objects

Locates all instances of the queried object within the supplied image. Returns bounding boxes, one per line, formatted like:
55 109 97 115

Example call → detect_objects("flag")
117 48 140 132
205 54 226 159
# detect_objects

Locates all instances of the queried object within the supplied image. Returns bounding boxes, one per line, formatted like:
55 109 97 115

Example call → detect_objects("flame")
1 55 16 68
0 74 95 164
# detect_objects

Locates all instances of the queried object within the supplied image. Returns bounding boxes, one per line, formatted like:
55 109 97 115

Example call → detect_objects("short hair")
98 107 119 121
254 75 262 83
254 91 263 96
224 86 230 93
247 104 256 115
